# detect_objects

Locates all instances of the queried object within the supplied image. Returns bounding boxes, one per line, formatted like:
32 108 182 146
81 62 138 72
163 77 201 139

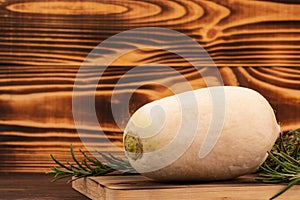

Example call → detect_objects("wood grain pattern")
0 0 299 172
72 175 300 200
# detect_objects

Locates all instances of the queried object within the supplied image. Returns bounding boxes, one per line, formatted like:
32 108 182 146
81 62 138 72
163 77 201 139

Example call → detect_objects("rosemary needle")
258 128 300 199
47 144 135 182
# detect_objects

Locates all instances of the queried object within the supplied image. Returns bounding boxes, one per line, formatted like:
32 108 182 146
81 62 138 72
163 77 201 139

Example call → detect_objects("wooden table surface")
0 173 89 200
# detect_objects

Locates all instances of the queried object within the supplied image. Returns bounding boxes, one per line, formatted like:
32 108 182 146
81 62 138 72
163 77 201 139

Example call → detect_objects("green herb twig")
258 128 300 199
47 144 135 182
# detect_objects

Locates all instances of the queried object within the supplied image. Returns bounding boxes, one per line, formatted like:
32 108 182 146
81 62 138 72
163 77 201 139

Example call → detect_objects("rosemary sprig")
47 144 135 182
258 128 300 199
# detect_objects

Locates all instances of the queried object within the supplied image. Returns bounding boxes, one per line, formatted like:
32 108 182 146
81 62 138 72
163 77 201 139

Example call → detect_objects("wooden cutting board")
72 174 300 200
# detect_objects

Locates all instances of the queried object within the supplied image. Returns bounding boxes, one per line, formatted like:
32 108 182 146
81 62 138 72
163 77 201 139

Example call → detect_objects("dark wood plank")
0 172 89 200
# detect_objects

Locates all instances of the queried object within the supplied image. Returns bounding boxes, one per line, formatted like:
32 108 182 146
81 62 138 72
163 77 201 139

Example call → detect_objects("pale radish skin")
123 86 280 181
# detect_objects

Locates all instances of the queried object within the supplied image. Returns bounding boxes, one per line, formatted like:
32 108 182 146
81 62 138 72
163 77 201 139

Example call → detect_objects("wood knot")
206 28 218 40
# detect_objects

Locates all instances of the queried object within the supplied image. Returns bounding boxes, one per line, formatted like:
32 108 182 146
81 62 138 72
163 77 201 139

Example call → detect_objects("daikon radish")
123 86 280 181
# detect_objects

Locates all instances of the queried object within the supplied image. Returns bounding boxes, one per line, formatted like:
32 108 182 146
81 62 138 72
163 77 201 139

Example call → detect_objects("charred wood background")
0 0 299 172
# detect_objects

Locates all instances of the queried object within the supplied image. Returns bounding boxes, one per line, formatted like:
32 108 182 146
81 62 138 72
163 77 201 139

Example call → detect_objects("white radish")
123 86 280 181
